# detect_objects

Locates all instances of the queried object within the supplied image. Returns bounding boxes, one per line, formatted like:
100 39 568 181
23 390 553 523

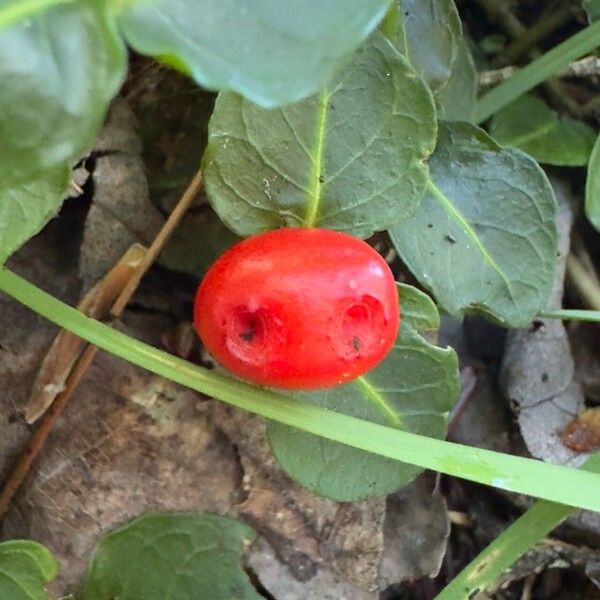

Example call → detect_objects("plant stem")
502 3 573 65
476 19 600 122
436 452 600 599
539 308 600 323
3 268 600 511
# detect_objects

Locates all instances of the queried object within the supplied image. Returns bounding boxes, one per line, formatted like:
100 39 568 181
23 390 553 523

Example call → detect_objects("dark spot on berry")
541 372 549 382
445 234 457 244
352 336 362 352
427 223 433 228
240 329 255 342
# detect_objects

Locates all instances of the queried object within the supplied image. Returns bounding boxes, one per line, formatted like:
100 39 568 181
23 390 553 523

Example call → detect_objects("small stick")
0 345 98 518
0 169 202 519
110 168 203 317
480 56 600 87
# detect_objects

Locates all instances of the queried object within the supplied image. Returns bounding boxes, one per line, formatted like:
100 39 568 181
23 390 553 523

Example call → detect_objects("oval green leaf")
397 282 439 330
0 0 126 183
585 133 600 232
0 540 59 600
82 512 260 600
203 32 436 238
267 310 459 502
118 0 392 108
489 95 597 167
436 38 477 123
389 121 558 327
0 166 69 266
395 0 462 93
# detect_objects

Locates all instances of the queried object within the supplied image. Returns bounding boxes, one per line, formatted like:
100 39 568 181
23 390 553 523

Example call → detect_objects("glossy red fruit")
193 228 400 389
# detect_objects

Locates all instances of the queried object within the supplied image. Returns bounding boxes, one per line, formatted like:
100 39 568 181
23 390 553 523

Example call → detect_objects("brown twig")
501 3 573 65
0 345 99 518
0 168 202 520
110 168 203 317
480 56 600 87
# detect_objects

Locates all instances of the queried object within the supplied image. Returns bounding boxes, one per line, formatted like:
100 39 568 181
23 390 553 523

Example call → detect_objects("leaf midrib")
354 376 403 428
304 87 330 227
426 178 515 297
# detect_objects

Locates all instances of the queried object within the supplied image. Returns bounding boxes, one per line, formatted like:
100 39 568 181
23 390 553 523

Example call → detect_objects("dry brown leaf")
562 408 600 453
380 474 450 588
25 244 147 424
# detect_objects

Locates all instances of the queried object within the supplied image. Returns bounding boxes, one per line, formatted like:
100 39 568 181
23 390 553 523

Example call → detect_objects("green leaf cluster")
0 0 393 265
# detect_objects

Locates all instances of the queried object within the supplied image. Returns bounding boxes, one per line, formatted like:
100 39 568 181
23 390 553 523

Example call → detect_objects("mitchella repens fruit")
193 227 400 389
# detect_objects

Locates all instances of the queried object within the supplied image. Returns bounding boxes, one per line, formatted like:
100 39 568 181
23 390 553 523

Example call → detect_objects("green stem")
0 0 70 28
436 452 600 599
2 267 600 510
538 308 600 323
476 19 600 122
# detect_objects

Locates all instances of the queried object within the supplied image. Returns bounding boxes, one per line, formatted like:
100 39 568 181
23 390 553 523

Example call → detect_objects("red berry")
193 228 400 389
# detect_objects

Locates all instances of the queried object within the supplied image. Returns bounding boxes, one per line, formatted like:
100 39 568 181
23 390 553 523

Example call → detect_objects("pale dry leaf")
25 244 146 424
380 473 450 588
501 182 589 467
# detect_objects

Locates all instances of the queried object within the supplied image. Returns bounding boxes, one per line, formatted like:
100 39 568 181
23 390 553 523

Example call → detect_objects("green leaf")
0 166 69 265
389 121 557 327
397 282 439 330
585 133 600 232
436 39 477 122
0 0 126 183
583 0 600 23
0 540 59 600
267 313 459 502
489 95 597 166
203 32 436 239
81 512 260 600
118 0 392 108
395 0 462 93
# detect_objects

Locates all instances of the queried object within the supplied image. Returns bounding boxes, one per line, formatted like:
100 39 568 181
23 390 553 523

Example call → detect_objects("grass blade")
436 452 600 599
1 267 600 510
477 20 600 122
